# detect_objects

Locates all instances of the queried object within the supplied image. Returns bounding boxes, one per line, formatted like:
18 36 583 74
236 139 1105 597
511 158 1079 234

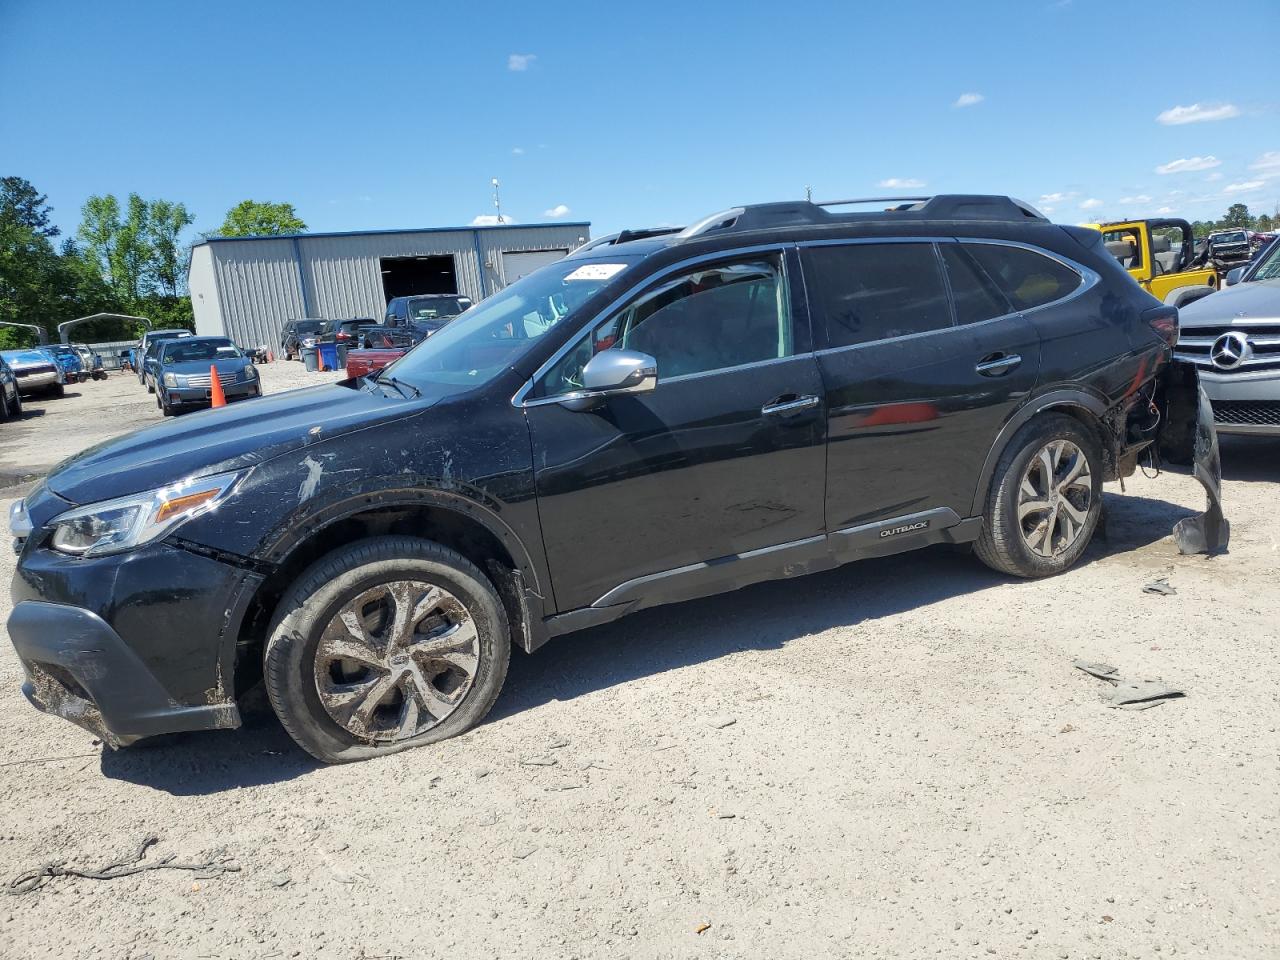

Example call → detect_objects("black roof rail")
676 194 1048 240
575 226 683 253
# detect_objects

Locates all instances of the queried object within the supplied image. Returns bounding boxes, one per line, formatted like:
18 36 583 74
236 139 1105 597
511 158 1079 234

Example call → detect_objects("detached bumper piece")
1173 385 1229 556
8 600 239 748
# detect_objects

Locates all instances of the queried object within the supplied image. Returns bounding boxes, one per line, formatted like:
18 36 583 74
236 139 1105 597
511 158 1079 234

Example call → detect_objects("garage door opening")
380 255 458 301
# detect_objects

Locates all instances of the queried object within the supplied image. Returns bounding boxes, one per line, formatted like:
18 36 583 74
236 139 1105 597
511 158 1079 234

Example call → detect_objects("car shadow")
99 490 1194 794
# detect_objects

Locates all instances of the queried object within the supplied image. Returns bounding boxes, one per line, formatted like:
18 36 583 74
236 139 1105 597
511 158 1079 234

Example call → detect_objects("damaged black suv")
8 195 1206 763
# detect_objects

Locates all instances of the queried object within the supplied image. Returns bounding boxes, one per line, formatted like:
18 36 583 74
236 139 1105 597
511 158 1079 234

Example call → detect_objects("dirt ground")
0 365 1277 960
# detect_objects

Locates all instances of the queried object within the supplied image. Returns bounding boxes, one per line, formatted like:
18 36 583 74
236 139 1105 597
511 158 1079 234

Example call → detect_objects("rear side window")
803 243 951 348
962 243 1082 311
939 245 1013 325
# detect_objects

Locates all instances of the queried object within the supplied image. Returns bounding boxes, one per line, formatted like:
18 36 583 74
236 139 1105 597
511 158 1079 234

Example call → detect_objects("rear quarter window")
962 243 1082 311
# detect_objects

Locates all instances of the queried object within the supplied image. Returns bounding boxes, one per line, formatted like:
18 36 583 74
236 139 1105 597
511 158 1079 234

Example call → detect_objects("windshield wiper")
378 375 421 399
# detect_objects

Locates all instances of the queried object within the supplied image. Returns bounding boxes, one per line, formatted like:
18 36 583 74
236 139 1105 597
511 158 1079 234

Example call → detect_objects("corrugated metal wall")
196 223 589 348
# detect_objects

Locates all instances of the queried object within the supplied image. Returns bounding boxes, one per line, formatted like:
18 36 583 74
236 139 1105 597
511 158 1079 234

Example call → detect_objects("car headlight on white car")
47 471 244 557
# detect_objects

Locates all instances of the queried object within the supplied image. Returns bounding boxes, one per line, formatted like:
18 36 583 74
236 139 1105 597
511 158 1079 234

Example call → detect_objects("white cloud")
512 146 525 156
507 53 536 71
1223 181 1264 195
543 204 571 219
1080 198 1104 210
878 177 926 189
1155 155 1221 175
1038 191 1070 205
1250 151 1280 178
954 92 984 108
1118 194 1152 204
1155 103 1240 125
1156 206 1175 214
470 215 518 226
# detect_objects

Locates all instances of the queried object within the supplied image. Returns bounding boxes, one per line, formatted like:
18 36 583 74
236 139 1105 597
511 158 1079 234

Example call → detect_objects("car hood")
1179 278 1280 327
45 382 430 505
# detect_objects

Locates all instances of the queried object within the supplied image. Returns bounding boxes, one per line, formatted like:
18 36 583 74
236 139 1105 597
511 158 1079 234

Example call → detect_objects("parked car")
346 318 453 376
153 336 261 416
0 349 62 398
8 193 1214 763
383 294 472 328
43 344 84 384
1162 232 1280 459
315 318 379 348
1205 229 1258 267
280 319 326 360
0 355 22 420
131 329 192 381
345 345 409 378
1090 217 1219 308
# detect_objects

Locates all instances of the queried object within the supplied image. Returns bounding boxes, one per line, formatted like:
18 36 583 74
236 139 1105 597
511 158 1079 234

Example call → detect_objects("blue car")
0 349 63 399
154 336 261 416
43 344 86 384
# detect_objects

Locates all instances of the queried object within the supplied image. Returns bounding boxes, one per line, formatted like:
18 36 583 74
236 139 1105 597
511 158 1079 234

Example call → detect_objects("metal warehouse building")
188 221 591 347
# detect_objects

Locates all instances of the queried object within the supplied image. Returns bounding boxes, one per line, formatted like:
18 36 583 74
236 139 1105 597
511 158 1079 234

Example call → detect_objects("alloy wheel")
313 580 479 742
1016 439 1093 558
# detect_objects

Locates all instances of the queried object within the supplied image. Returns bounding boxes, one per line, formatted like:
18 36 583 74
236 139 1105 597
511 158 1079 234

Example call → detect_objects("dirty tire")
975 413 1103 578
48 382 64 398
264 536 510 764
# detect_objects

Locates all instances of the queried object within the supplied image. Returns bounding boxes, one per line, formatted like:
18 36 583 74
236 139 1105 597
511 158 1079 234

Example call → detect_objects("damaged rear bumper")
8 601 240 747
1171 383 1229 555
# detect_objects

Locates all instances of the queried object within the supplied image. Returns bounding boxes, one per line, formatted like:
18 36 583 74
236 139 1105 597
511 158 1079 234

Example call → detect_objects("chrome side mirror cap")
1225 266 1246 287
560 349 657 411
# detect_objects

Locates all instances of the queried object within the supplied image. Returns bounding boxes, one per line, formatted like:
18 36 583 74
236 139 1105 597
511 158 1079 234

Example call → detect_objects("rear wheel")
264 537 511 763
975 414 1103 578
47 383 64 398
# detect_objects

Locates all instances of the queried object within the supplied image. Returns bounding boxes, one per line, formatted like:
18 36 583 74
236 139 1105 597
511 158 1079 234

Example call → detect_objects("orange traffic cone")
209 365 227 408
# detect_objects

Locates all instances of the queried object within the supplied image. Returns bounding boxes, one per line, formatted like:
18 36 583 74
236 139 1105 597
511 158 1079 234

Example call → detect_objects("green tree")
1255 214 1274 233
216 199 307 237
147 199 195 297
0 176 59 238
1222 203 1254 229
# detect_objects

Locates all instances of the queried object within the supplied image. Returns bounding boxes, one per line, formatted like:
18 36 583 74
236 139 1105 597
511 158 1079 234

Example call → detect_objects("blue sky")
2 0 1277 243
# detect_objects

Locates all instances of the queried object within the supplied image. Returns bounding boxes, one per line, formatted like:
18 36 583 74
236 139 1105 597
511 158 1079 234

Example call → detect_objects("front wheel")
264 537 511 763
975 414 1103 578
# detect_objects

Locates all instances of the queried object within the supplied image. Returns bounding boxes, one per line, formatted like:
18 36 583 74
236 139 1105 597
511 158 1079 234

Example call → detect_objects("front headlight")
163 372 177 387
47 471 243 558
244 365 258 380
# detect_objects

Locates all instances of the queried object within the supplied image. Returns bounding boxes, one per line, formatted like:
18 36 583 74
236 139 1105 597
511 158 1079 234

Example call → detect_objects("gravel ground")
0 365 1277 960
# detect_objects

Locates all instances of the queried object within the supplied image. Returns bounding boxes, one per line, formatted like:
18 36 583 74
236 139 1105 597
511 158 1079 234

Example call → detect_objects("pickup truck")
382 293 472 328
345 317 458 377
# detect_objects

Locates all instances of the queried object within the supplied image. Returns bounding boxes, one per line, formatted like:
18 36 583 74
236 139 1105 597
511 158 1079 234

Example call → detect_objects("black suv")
383 294 472 328
7 195 1196 763
279 319 326 360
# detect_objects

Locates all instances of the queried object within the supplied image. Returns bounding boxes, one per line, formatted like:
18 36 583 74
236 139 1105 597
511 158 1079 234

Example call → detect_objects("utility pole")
491 178 504 224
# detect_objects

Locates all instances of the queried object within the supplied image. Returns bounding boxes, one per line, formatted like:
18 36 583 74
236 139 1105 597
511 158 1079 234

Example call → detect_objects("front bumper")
15 371 58 393
1196 370 1280 436
9 601 239 747
167 380 260 404
8 538 262 746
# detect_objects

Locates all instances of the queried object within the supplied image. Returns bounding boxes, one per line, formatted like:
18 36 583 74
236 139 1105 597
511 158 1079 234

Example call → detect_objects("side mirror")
1225 266 1246 287
559 349 658 412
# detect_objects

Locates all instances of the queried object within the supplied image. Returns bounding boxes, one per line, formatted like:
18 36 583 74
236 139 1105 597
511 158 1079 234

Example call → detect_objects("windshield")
149 331 190 344
164 339 241 362
1251 239 1280 281
385 258 636 392
407 296 471 321
1212 231 1247 245
294 321 324 333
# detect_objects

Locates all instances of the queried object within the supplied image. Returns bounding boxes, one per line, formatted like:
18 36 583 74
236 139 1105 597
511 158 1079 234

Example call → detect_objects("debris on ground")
1143 578 1177 596
519 755 557 767
8 836 240 895
705 715 736 729
1072 660 1185 710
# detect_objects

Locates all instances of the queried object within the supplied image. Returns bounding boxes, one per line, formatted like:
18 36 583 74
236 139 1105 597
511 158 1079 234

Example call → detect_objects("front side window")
1102 228 1143 270
803 243 952 348
536 257 792 397
962 243 1082 311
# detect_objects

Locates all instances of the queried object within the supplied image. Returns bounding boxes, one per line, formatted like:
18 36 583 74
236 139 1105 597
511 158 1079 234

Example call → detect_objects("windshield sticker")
564 263 628 282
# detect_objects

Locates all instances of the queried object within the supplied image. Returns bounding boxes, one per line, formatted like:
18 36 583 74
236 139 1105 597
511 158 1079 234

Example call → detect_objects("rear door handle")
975 353 1022 376
761 394 821 417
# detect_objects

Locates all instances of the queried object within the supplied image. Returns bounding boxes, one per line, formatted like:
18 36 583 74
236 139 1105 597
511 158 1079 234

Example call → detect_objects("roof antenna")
491 178 504 224
805 184 813 203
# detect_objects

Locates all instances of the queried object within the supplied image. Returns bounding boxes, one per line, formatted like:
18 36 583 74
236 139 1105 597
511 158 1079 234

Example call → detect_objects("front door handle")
975 352 1022 377
761 394 821 417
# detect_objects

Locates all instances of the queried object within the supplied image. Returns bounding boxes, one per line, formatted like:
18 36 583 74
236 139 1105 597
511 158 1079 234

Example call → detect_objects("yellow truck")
1085 218 1219 308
